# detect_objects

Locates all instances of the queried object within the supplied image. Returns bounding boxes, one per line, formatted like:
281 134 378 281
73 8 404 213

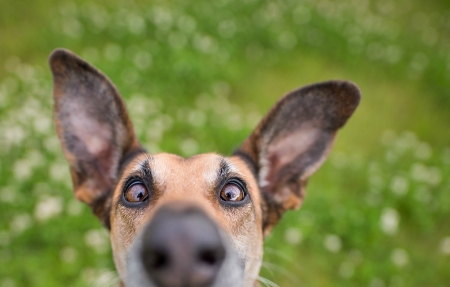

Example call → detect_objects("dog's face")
112 153 264 286
49 49 360 287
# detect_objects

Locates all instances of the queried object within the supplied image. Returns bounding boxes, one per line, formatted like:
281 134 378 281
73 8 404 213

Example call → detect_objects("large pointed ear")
234 81 360 235
49 48 144 225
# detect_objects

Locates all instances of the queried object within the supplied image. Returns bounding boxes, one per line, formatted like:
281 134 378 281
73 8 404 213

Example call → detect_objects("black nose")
141 205 226 287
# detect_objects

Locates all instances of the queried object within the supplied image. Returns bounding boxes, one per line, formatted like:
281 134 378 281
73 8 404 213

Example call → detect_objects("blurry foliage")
0 0 449 286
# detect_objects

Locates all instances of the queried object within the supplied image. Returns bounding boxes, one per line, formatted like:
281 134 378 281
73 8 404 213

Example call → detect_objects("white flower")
427 167 442 186
60 246 78 263
104 43 122 62
85 229 110 254
391 248 409 267
127 14 145 34
390 175 409 196
440 237 450 255
168 32 188 49
177 15 196 34
324 234 342 253
187 110 206 127
442 148 450 165
338 261 355 278
13 159 33 180
410 163 442 186
0 187 15 203
67 199 84 216
34 196 63 222
284 227 302 245
369 278 385 287
11 213 32 235
62 18 83 38
180 138 199 157
218 20 237 38
82 268 118 287
332 152 348 169
50 162 70 182
415 142 432 159
279 31 297 49
1 277 16 287
33 117 51 135
380 208 400 235
193 34 218 54
133 51 152 70
410 163 428 182
152 7 173 31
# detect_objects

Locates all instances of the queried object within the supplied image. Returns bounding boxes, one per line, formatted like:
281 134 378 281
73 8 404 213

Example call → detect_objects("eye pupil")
225 189 237 200
125 183 149 203
220 183 245 202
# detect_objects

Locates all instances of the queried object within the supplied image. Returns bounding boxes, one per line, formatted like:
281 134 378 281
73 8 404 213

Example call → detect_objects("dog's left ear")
49 49 143 226
234 81 360 235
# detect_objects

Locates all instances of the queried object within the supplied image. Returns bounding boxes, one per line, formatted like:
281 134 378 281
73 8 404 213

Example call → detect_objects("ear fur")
49 48 144 226
234 81 361 235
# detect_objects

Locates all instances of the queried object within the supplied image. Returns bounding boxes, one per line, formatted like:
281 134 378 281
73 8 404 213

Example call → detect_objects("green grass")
1 0 450 286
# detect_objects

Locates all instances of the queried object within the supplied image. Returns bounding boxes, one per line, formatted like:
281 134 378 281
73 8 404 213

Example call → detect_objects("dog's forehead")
123 152 245 191
151 153 225 188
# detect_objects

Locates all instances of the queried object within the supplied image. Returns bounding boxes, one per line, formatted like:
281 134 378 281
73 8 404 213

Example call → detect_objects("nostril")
199 250 216 266
144 249 170 270
198 247 225 266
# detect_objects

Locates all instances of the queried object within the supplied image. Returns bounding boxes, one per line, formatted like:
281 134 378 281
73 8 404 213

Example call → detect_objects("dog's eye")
125 183 149 203
220 183 245 202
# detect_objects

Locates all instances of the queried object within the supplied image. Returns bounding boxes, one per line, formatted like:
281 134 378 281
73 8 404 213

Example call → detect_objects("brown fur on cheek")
110 193 157 282
226 156 263 283
109 153 152 277
228 156 262 222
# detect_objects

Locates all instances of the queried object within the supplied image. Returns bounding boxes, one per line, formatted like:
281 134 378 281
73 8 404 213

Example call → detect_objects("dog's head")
49 48 360 287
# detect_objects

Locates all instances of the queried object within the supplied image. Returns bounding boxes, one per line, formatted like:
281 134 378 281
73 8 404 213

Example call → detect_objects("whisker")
257 276 280 287
262 261 299 284
260 261 276 277
262 247 305 286
264 247 304 272
92 268 119 287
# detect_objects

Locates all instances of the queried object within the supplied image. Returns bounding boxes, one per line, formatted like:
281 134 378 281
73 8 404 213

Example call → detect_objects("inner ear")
234 80 361 234
50 49 144 224
260 126 334 192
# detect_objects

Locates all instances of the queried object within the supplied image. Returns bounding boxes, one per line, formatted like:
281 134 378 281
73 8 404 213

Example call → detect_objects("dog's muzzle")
126 204 243 287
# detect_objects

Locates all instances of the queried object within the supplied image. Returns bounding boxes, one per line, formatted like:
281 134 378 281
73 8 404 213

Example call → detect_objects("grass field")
1 0 450 286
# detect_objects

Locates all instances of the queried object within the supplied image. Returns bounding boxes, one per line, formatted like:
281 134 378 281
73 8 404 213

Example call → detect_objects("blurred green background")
1 0 449 286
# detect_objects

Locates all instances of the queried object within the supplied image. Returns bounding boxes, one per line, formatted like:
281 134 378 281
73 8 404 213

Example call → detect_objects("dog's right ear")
234 81 360 235
49 49 143 225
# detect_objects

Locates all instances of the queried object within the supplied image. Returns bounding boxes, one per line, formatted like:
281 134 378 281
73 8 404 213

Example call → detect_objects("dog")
49 48 360 287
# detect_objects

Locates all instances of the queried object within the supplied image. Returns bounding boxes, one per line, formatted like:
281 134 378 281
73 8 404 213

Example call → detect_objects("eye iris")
221 183 244 202
125 184 148 203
